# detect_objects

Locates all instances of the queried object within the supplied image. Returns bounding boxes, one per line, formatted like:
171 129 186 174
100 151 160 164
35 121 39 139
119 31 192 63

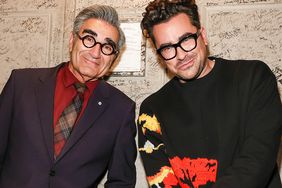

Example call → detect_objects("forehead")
79 18 119 43
152 13 197 46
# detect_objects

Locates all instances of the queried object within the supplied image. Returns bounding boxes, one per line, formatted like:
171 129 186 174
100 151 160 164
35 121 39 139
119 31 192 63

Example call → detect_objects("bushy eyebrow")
158 32 195 49
179 32 195 41
82 29 97 37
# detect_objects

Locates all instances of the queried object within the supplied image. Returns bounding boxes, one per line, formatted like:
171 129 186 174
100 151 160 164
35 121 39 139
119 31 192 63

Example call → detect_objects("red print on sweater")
168 157 217 188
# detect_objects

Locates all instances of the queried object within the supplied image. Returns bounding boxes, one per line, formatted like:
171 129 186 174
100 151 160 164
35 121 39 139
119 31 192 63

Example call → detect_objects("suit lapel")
35 64 63 161
56 81 110 161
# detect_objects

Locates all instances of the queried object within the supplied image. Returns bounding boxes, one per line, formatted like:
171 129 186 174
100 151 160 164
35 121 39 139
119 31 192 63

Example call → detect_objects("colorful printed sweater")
138 58 282 188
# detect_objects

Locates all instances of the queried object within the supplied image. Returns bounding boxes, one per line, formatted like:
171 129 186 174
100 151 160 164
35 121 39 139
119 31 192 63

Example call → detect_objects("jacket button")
49 170 56 176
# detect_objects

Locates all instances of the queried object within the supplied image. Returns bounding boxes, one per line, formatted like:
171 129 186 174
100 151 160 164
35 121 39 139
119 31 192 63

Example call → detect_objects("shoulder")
99 80 135 105
214 58 278 97
215 58 274 80
140 78 175 109
10 63 62 80
216 58 271 72
5 63 64 93
11 67 47 76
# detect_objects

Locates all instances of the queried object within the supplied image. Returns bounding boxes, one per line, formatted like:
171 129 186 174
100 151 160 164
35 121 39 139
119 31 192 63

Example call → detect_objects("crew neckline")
174 57 219 88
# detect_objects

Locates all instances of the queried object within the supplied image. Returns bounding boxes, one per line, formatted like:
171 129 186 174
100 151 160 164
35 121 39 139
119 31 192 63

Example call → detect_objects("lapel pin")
98 101 102 106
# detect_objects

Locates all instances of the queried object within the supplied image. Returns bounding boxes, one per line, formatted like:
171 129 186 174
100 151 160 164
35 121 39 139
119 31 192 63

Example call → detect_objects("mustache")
176 53 196 67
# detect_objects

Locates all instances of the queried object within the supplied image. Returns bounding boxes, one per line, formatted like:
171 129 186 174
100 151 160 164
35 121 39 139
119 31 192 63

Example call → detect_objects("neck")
200 59 215 78
178 59 215 83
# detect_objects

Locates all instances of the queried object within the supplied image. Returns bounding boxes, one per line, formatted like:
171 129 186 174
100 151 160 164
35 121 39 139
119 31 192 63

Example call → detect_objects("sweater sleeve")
138 102 180 187
214 62 282 188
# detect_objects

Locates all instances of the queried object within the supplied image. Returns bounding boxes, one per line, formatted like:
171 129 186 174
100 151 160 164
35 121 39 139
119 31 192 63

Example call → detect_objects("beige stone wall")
0 0 281 187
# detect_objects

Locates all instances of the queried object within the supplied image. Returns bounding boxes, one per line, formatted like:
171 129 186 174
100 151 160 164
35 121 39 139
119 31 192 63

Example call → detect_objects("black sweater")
138 58 282 188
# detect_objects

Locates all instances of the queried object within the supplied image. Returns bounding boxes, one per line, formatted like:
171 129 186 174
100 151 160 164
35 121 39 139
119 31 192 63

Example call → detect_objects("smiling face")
68 18 119 83
153 13 214 82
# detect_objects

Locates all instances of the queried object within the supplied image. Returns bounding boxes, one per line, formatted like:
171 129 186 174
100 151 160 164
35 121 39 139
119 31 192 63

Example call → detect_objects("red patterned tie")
54 83 86 158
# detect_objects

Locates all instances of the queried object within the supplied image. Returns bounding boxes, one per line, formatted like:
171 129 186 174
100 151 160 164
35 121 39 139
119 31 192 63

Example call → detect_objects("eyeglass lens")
79 35 116 55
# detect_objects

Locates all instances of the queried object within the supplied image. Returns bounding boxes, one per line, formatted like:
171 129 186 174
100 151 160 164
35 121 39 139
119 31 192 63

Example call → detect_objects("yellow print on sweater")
138 113 162 134
147 166 178 187
139 140 164 154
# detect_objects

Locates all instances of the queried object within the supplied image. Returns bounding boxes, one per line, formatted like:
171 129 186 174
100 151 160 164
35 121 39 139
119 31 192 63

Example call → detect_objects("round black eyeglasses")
77 34 117 56
156 30 201 61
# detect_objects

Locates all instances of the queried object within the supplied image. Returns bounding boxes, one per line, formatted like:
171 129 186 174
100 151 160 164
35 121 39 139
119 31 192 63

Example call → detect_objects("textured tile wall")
0 0 281 187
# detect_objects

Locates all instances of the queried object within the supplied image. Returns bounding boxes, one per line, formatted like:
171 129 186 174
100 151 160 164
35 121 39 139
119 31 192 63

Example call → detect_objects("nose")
176 46 187 60
89 43 102 58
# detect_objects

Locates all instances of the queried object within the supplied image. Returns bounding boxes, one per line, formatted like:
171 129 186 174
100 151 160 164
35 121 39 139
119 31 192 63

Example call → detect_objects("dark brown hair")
141 0 200 43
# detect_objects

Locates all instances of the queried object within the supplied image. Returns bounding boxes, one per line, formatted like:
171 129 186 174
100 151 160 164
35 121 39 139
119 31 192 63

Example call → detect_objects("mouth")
177 57 195 70
83 56 99 66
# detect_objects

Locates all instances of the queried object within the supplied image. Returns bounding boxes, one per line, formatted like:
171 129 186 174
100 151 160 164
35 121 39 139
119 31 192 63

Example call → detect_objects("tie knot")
74 83 86 94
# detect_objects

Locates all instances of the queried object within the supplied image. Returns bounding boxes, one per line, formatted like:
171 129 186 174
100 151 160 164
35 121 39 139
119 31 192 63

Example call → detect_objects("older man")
0 5 136 188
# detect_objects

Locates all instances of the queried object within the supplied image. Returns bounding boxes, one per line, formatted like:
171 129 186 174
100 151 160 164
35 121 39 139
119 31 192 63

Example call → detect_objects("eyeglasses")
77 34 117 56
156 30 201 60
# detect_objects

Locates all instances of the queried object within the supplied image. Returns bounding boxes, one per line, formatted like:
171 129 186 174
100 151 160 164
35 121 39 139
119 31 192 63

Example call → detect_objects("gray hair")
73 5 125 51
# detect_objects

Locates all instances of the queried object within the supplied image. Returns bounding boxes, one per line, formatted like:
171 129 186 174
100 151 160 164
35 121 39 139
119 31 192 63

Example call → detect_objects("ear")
200 27 208 46
69 32 74 52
